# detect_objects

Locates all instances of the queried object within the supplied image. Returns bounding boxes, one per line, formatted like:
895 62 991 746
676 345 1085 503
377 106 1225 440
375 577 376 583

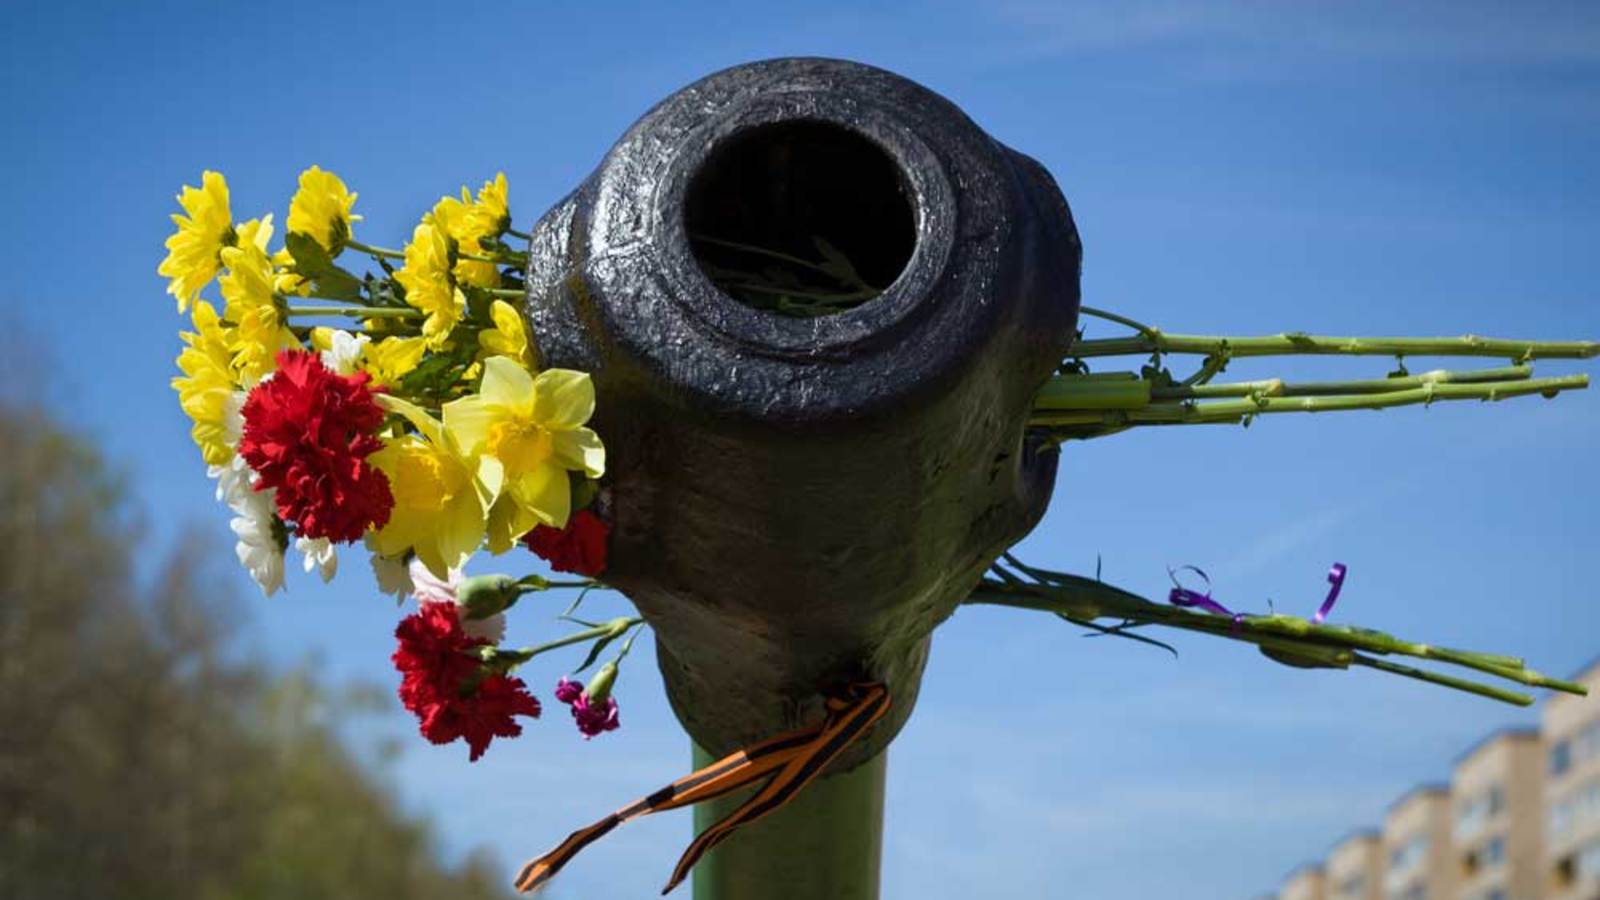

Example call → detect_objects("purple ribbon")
1312 562 1347 624
1168 562 1349 627
1167 565 1243 629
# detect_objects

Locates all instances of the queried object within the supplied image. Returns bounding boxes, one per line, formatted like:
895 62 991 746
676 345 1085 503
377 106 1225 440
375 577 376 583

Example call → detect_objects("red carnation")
392 603 541 761
239 349 393 543
522 509 610 576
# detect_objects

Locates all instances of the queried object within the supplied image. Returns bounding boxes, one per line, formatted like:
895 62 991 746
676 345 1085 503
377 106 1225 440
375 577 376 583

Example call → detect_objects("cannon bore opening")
685 120 916 318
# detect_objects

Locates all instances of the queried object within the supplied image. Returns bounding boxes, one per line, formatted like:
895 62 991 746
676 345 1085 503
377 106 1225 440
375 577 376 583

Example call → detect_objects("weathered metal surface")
522 57 1081 768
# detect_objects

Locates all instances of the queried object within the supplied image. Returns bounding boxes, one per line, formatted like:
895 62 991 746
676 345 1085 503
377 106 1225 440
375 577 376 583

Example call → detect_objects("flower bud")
457 574 520 620
585 661 619 705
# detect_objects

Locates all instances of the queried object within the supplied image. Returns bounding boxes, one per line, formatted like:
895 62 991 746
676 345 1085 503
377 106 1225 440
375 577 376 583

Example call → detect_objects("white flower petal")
296 535 338 582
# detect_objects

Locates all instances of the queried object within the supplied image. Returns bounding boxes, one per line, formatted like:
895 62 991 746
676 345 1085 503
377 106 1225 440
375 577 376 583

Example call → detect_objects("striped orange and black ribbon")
513 682 891 895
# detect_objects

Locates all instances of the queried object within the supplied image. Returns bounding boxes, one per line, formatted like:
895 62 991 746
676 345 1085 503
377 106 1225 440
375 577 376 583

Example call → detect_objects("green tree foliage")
0 405 514 900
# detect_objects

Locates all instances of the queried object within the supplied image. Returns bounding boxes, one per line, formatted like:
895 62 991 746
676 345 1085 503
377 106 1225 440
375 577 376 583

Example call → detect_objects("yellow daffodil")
477 299 534 368
466 172 510 238
443 357 605 551
286 165 360 255
218 216 291 385
158 170 235 312
369 395 499 578
395 220 462 348
172 301 241 465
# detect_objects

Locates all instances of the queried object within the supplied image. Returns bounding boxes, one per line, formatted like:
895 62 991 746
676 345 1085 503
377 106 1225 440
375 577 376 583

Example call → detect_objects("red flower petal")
522 509 609 576
239 349 393 543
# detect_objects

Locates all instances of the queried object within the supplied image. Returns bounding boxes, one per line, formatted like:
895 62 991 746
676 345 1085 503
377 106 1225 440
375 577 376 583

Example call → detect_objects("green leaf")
572 632 619 675
812 236 867 289
285 232 364 301
285 232 336 276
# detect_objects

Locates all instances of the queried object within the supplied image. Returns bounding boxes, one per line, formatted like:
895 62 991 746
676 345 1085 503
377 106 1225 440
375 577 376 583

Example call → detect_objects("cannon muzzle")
523 57 1082 769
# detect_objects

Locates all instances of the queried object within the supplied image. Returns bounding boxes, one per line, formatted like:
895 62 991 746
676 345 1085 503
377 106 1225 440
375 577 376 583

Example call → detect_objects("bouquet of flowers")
164 167 634 761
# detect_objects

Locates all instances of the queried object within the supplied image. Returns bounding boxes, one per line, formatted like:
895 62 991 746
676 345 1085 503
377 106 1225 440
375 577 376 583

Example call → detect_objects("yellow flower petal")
551 427 606 479
485 493 541 555
479 356 535 412
511 463 570 529
441 394 497 457
287 165 359 254
532 368 596 429
478 299 533 367
158 170 234 311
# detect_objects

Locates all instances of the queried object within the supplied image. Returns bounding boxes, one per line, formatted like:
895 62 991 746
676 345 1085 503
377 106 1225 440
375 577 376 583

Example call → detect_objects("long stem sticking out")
968 557 1586 706
1068 331 1599 361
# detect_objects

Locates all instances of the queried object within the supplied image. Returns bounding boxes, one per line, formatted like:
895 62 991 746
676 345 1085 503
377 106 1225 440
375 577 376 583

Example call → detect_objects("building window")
1555 840 1600 890
1335 874 1366 898
1578 719 1600 763
1390 835 1429 873
1482 836 1505 866
1462 836 1507 878
1552 739 1573 777
1579 838 1600 880
1456 786 1503 840
1552 797 1575 837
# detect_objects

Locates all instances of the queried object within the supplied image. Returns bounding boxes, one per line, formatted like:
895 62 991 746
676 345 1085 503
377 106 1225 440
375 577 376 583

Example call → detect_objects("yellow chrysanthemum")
364 335 428 387
443 357 605 551
219 216 292 385
466 172 510 238
477 300 534 368
271 247 311 296
430 193 500 290
369 396 499 578
395 220 462 348
158 171 235 312
286 165 360 255
172 301 241 465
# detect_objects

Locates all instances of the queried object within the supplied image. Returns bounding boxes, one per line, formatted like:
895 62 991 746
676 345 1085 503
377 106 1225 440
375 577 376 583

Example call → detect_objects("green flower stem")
1351 655 1534 706
966 565 1587 703
1030 374 1588 428
458 250 526 265
506 227 533 241
1150 365 1536 401
510 573 604 592
487 288 525 300
1034 366 1540 411
691 233 861 284
486 615 644 667
720 281 878 303
1079 305 1160 337
345 239 406 260
284 305 422 320
1068 330 1599 361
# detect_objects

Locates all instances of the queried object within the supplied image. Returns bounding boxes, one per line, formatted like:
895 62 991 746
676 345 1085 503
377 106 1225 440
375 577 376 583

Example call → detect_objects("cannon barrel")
522 57 1082 770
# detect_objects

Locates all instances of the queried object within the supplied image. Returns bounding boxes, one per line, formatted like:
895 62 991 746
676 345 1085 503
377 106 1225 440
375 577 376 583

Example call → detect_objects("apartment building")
1383 786 1456 900
1325 831 1384 900
1452 729 1545 900
1282 865 1328 900
1271 659 1598 900
1545 662 1600 900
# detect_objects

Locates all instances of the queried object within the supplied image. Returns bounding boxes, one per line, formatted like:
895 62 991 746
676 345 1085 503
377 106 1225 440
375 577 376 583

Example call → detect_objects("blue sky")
4 1 1598 897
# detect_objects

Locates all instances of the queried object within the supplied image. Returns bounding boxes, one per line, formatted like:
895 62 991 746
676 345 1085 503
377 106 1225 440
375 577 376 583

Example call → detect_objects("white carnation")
319 329 370 376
